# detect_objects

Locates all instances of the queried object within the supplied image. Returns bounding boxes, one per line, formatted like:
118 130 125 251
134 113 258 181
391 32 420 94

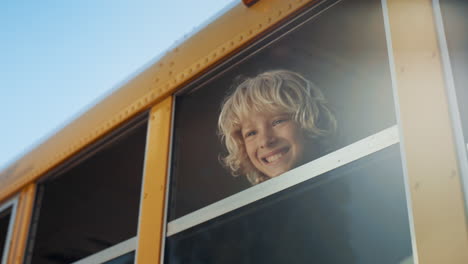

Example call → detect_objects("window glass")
25 116 147 264
170 0 396 219
103 251 135 264
166 146 411 264
439 0 468 147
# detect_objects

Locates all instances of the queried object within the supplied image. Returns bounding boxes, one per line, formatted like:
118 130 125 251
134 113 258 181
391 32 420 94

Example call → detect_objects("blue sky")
0 0 234 170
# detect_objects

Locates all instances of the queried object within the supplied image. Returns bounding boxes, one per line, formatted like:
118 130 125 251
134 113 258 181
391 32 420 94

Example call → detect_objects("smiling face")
241 111 308 178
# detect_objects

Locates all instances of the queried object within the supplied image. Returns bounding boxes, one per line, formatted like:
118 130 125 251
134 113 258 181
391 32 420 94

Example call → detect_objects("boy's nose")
259 130 277 148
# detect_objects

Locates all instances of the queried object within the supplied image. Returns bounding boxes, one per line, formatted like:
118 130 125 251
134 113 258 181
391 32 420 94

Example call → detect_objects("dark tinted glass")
170 0 396 220
440 0 468 142
103 251 135 264
0 207 12 260
166 145 412 264
25 117 147 264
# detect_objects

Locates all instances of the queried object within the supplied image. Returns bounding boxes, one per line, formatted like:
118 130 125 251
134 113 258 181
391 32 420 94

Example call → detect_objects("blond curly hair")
218 70 336 185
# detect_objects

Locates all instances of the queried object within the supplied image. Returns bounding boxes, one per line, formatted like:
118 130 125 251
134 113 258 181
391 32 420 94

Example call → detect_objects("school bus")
1 0 467 263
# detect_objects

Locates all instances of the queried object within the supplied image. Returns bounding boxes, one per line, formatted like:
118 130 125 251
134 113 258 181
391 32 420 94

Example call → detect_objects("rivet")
258 23 262 29
268 17 272 23
221 47 226 52
249 30 253 35
170 61 174 67
288 3 292 9
196 63 200 68
189 68 193 73
169 71 173 75
451 170 457 178
278 10 282 16
239 35 244 41
155 78 159 83
159 63 164 67
205 58 209 63
230 41 234 46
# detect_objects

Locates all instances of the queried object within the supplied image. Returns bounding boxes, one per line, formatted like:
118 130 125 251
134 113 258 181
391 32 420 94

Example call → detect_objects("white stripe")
72 237 136 264
167 125 399 236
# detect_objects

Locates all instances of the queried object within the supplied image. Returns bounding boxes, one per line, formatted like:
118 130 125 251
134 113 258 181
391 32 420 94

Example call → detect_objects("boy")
218 70 336 184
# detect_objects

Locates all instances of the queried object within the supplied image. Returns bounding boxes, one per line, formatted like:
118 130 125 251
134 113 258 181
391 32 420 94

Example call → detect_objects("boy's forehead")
239 110 291 126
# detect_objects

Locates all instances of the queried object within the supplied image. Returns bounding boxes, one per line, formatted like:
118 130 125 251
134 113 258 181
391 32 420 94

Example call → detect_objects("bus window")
165 0 413 263
24 115 147 264
0 198 17 264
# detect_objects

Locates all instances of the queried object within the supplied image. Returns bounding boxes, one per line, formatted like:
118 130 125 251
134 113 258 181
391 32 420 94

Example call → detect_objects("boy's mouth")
261 147 290 164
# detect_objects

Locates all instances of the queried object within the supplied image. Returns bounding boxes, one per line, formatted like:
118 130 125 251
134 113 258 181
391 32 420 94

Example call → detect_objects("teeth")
266 152 283 163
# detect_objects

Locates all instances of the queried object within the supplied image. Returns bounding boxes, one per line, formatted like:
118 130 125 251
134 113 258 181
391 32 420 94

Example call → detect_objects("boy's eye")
272 118 288 126
244 130 256 138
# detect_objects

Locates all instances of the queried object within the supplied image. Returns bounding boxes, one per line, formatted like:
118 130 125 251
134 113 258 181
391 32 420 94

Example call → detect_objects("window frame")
0 196 19 264
385 0 468 262
136 98 173 263
432 0 468 215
